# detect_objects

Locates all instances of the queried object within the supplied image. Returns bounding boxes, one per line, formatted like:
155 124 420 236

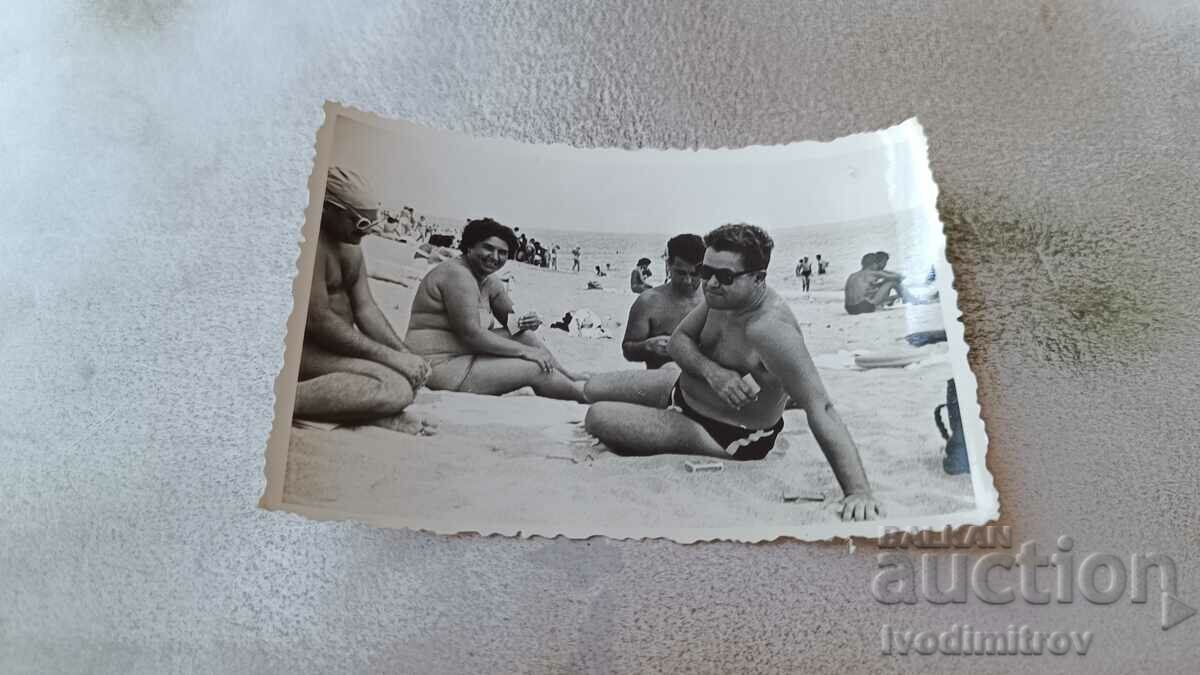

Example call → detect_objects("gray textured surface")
2 1 1199 672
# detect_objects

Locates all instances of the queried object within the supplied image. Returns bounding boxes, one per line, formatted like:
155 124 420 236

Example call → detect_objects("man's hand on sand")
646 336 672 356
520 347 555 373
840 492 885 522
517 312 542 331
390 353 431 389
705 366 759 410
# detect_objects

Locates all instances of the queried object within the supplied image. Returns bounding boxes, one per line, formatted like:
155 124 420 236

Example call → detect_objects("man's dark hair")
460 218 519 255
703 224 773 271
861 252 878 268
637 257 652 267
666 233 706 265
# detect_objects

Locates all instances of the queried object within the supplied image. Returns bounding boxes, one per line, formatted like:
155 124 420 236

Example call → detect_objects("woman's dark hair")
703 223 774 272
459 218 518 255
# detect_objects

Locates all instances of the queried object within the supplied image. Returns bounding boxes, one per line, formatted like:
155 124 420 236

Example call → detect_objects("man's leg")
582 368 678 407
295 343 415 424
459 356 587 402
585 402 727 458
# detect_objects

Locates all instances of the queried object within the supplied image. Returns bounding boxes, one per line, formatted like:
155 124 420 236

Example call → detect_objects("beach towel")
565 308 612 339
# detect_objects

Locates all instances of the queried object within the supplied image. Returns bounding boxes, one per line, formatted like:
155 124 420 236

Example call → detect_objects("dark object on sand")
428 233 455 248
550 312 573 332
934 378 969 475
905 329 947 347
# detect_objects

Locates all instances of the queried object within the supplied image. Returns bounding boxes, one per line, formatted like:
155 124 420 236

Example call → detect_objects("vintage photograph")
262 103 995 541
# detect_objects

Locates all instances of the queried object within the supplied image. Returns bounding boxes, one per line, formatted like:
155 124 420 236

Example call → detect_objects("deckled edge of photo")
260 104 1000 543
259 101 339 512
887 117 1000 530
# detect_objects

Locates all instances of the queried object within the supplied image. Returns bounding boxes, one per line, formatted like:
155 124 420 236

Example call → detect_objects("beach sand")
280 235 975 539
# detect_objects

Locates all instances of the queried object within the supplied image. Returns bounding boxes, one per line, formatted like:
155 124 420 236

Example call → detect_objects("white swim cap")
325 166 378 210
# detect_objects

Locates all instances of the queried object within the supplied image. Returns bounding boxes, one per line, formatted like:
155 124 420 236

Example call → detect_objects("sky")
331 111 936 235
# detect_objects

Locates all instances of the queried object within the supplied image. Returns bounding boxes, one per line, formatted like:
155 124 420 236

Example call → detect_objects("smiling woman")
403 218 590 400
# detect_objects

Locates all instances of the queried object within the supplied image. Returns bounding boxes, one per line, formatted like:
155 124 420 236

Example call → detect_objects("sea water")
515 208 942 285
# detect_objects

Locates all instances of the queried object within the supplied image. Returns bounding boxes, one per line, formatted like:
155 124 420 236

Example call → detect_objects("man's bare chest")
699 318 758 371
649 299 699 334
323 252 358 294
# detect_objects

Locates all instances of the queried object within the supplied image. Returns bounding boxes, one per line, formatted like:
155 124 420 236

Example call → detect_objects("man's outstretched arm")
750 319 883 521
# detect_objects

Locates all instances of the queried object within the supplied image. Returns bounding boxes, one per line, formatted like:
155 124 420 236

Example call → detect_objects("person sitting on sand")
621 234 705 369
405 218 588 401
843 252 925 315
630 257 654 293
294 167 432 425
584 224 883 521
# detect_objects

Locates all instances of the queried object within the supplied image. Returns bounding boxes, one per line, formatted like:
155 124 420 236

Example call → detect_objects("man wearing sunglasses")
585 224 883 521
293 166 432 427
619 234 706 370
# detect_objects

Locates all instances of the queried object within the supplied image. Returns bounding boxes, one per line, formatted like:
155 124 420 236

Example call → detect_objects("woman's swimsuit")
667 378 784 461
414 289 496 391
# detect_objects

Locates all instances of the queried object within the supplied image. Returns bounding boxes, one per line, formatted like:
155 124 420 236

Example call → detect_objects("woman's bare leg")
497 327 589 381
459 356 587 402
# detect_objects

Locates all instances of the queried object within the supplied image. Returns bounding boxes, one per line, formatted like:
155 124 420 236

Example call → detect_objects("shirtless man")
405 218 588 401
294 167 432 425
584 224 883 521
843 252 925 315
619 234 705 369
629 258 653 293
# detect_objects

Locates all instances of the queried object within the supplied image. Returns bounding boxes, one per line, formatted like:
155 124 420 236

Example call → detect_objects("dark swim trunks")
668 380 784 461
846 300 877 315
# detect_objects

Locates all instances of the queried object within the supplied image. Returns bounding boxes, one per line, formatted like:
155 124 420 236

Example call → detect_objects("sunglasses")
697 264 763 285
327 198 382 232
